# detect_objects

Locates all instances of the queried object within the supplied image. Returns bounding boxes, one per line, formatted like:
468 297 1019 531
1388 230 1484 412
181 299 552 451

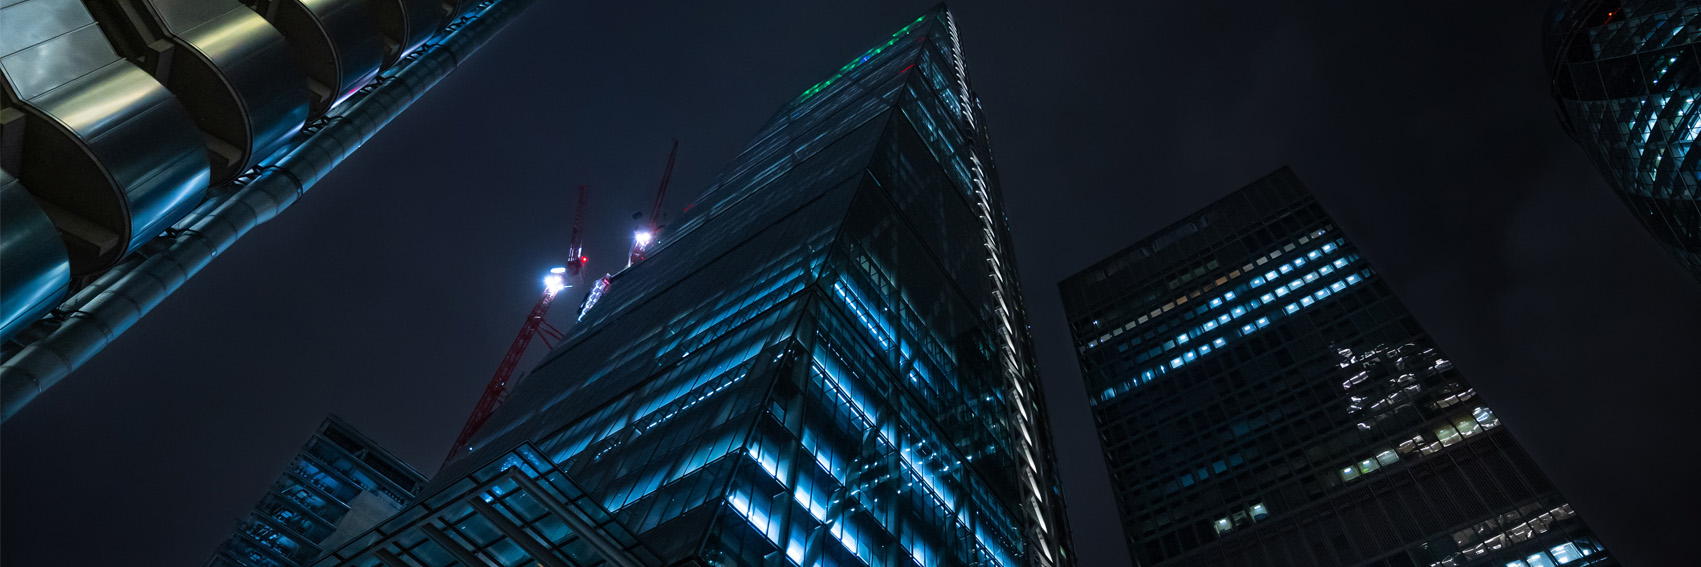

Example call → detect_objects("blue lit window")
1183 351 1196 362
1176 334 1189 344
1293 257 1306 268
1300 296 1314 307
1260 293 1274 303
1210 298 1222 308
1550 543 1583 564
1333 258 1348 268
1322 243 1336 252
1240 324 1255 335
1171 358 1183 368
1303 273 1318 283
1526 553 1557 567
1231 306 1246 317
1141 370 1154 383
1275 286 1289 297
1285 303 1299 314
1213 338 1226 347
1346 274 1361 284
1252 276 1265 286
1318 265 1334 275
1288 278 1303 289
1278 265 1292 274
1314 289 1330 300
1330 281 1346 292
1217 314 1230 324
1224 291 1236 300
1307 250 1322 260
1202 320 1217 331
1256 317 1269 328
1264 270 1278 281
1198 344 1211 355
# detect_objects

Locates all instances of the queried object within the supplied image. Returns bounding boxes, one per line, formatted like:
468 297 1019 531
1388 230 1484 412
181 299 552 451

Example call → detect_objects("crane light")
549 266 567 274
543 273 567 293
634 230 653 248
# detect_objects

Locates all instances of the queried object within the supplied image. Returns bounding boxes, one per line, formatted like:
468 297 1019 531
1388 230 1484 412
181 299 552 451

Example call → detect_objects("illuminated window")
1176 334 1189 344
1249 503 1268 521
1437 424 1461 446
1526 553 1557 567
1550 543 1583 564
1375 449 1399 466
1473 406 1500 429
1285 303 1299 314
1213 518 1232 535
1212 338 1226 348
1357 458 1380 474
1260 293 1275 303
1339 466 1359 482
1506 561 1529 567
1334 258 1349 268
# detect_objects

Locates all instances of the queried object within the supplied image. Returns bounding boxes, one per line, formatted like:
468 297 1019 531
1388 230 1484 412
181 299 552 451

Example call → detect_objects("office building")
206 416 427 567
1059 169 1612 567
1546 0 1701 283
311 7 1076 567
0 0 539 421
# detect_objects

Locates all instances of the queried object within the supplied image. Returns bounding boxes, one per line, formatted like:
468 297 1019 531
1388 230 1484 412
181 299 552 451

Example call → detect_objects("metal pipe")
0 0 540 422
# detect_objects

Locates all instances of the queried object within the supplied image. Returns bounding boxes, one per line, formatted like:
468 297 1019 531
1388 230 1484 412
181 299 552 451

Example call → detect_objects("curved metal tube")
0 0 540 422
90 0 313 184
0 0 211 275
0 170 70 343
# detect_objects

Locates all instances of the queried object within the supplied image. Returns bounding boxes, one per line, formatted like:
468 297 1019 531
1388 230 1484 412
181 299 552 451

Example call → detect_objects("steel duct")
0 0 540 422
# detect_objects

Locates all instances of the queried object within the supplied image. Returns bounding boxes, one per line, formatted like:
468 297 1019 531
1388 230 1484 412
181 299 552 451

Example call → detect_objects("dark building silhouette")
310 7 1076 567
205 416 426 567
1546 0 1701 283
1059 169 1613 567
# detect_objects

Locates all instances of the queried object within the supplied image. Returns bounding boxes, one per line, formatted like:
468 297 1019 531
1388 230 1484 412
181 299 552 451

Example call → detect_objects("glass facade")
1058 169 1614 567
1546 0 1701 282
206 416 427 567
315 7 1074 567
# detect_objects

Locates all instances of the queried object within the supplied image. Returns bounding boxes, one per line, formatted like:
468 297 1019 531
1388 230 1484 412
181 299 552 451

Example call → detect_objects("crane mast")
628 140 678 267
441 186 591 469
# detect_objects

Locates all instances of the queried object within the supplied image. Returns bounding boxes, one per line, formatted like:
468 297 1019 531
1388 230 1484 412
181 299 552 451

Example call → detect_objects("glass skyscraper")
206 416 427 567
1545 0 1701 283
1059 169 1612 567
310 7 1075 567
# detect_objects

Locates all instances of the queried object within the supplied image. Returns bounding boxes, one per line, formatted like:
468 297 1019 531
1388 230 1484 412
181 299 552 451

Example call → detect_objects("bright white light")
634 230 653 248
549 266 567 274
543 273 567 293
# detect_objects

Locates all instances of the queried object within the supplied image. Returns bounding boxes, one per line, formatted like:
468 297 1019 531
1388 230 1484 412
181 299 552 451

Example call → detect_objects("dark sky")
4 1 1698 565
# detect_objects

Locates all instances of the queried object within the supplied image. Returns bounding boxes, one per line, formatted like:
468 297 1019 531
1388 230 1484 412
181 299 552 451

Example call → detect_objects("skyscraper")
206 416 426 567
1059 169 1613 567
313 7 1075 567
1545 0 1701 283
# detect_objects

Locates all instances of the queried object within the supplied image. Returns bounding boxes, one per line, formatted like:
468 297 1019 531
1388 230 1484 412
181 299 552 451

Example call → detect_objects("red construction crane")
627 140 678 267
441 186 591 470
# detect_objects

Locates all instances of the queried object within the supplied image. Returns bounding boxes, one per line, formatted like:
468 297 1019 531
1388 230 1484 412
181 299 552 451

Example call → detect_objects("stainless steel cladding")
370 0 444 66
84 0 311 184
0 0 211 275
244 0 386 114
0 170 70 343
0 0 541 422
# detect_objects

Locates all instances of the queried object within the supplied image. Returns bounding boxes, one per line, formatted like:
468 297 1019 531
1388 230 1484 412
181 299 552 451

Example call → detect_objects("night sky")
4 2 1698 565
